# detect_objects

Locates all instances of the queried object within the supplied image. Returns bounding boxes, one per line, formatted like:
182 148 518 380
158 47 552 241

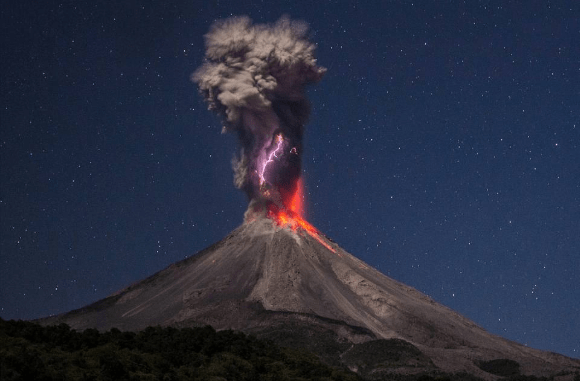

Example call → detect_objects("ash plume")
192 16 326 206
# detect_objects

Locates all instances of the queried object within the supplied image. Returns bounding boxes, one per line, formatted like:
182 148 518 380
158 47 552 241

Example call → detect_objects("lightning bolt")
259 134 284 186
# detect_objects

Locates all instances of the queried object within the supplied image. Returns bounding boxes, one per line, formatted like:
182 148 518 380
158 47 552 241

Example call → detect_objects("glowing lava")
266 179 337 254
289 177 305 217
268 203 336 253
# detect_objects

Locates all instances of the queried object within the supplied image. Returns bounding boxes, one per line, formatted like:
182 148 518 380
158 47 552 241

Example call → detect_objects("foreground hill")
1 318 362 381
5 319 576 381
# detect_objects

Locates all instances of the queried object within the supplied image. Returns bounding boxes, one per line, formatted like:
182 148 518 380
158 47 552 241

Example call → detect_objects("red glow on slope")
266 181 336 254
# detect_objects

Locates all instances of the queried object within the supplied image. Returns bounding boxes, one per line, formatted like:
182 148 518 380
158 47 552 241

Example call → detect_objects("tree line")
1 318 569 381
0 318 361 381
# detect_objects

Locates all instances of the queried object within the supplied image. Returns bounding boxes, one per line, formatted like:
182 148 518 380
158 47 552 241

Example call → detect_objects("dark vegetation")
476 359 520 376
339 339 436 379
1 318 576 381
0 318 360 381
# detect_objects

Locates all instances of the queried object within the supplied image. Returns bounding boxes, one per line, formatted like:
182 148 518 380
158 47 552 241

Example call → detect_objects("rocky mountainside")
39 216 580 380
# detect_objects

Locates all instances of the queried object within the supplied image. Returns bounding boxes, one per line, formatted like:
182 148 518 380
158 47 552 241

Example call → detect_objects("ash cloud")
192 16 325 203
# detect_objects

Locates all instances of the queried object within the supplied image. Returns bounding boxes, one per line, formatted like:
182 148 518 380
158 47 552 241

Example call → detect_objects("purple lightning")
259 134 284 186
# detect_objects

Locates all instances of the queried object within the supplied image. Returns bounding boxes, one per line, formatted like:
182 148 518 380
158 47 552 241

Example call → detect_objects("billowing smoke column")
192 16 326 216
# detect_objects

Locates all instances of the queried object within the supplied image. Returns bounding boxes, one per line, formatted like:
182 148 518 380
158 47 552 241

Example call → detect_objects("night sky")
1 1 578 359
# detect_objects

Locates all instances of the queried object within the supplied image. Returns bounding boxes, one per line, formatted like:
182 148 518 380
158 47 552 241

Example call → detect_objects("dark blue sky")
1 1 578 358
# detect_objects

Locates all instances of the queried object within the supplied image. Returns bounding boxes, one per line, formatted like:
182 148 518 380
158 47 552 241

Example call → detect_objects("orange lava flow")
267 179 336 253
289 177 305 217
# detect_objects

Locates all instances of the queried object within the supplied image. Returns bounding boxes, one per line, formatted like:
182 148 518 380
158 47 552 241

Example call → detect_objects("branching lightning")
259 134 285 187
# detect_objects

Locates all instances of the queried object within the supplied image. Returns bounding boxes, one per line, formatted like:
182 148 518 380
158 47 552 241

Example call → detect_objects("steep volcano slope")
40 217 579 378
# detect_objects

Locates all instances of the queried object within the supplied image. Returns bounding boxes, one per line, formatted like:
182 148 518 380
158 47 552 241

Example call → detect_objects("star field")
1 1 578 358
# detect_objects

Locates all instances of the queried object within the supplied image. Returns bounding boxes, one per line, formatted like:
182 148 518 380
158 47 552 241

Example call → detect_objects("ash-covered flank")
39 214 580 380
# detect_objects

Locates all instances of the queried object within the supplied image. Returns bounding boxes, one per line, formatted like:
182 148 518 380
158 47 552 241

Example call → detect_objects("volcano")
40 211 579 379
